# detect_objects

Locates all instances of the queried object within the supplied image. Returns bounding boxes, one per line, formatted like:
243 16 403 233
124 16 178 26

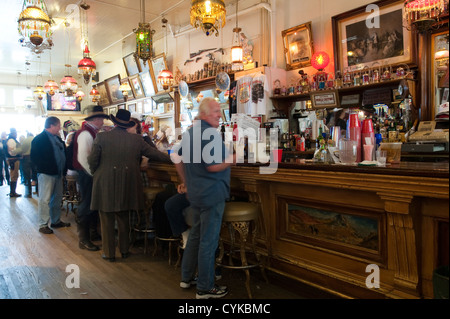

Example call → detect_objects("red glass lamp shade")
60 75 78 96
404 0 446 32
89 87 101 103
44 79 59 96
311 51 330 71
78 46 96 84
157 69 174 90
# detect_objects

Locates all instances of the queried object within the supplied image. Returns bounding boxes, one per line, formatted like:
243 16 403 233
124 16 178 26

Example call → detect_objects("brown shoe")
39 226 54 234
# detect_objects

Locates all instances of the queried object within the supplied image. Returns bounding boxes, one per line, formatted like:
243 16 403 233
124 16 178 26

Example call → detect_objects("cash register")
405 120 449 152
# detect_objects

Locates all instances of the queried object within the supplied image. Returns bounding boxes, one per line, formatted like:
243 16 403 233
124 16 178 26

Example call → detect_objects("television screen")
46 93 80 111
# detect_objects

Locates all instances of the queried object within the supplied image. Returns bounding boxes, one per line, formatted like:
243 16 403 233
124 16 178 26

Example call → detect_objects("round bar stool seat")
132 187 165 254
216 201 268 299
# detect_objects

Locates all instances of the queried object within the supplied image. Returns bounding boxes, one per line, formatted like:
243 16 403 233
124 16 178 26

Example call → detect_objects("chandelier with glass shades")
18 0 53 52
190 0 226 37
404 0 448 32
134 0 155 66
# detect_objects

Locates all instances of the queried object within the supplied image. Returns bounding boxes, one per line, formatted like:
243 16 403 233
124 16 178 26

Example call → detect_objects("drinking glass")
376 150 387 166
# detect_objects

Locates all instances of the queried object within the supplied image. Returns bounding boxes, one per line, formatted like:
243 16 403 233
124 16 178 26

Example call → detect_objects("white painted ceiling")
1 0 235 83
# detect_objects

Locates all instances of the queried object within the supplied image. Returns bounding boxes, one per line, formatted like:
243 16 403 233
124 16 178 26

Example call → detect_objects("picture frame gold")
282 21 314 71
120 78 135 101
105 74 125 104
123 53 142 77
129 74 145 99
96 81 111 107
151 53 168 93
331 0 417 73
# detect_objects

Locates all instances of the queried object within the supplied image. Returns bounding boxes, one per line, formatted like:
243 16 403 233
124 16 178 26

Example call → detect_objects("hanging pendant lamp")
231 0 243 70
78 45 96 84
404 0 447 33
133 0 155 66
157 18 174 91
18 0 52 47
190 0 226 37
60 74 78 97
89 86 100 103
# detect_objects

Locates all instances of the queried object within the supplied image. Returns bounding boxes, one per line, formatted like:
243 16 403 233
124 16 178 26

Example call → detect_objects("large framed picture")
151 53 168 93
123 53 142 77
105 74 125 104
139 70 156 97
120 78 135 101
96 81 111 107
129 74 145 99
332 0 416 72
282 21 314 71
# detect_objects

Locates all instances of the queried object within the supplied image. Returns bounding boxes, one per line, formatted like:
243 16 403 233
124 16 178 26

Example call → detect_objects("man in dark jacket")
31 116 71 234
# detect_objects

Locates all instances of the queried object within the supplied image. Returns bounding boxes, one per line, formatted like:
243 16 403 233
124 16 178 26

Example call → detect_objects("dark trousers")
164 193 190 237
21 155 32 196
0 156 8 184
99 211 130 258
77 170 99 242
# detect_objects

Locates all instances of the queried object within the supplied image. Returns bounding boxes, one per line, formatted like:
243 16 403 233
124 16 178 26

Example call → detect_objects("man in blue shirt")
177 97 235 299
31 117 71 234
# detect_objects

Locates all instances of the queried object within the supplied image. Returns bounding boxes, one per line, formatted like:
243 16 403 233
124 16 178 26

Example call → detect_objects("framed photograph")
223 109 230 122
310 90 340 109
96 82 111 107
129 74 145 99
151 53 168 93
332 0 416 72
118 104 126 110
109 106 118 116
136 101 143 113
139 71 156 97
120 78 135 101
128 103 137 113
123 53 142 77
443 88 449 103
143 99 153 114
105 75 125 104
282 21 314 71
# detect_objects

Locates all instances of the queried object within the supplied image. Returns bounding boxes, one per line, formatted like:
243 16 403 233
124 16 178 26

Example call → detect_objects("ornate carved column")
378 192 420 298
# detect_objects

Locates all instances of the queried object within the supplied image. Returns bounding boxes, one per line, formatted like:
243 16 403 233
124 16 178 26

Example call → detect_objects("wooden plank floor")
0 182 325 300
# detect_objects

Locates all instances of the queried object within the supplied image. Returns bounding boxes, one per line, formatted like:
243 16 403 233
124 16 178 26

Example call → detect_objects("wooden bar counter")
147 160 449 299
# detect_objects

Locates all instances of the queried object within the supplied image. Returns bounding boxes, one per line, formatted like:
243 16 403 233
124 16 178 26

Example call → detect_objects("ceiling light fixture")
78 2 96 84
44 51 58 96
18 0 53 52
231 0 243 70
190 0 226 37
404 0 447 33
89 85 100 103
134 0 155 66
157 18 174 91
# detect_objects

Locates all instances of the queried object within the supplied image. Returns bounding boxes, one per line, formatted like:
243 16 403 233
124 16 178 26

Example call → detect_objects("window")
13 88 33 107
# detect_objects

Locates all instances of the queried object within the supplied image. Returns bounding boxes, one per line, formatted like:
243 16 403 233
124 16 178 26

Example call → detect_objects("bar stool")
132 186 164 254
216 202 268 299
63 175 80 216
153 236 181 266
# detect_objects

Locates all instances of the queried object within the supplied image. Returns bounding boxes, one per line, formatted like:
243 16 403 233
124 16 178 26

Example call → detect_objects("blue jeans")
164 193 190 236
181 202 225 292
38 173 63 228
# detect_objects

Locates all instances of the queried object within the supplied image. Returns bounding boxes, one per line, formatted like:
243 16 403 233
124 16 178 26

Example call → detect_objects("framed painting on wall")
151 53 168 93
105 74 125 104
96 81 111 107
123 53 142 77
129 74 145 99
120 78 135 101
139 70 156 97
128 103 137 113
332 0 416 73
282 21 314 71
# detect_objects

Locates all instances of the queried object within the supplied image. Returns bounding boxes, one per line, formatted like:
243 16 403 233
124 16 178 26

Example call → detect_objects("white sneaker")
180 277 197 289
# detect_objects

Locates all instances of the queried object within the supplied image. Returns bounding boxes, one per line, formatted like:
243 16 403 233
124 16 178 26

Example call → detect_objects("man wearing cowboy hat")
72 105 109 251
88 109 171 262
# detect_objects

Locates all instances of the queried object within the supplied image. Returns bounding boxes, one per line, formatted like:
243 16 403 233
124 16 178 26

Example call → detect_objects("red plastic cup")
272 149 283 163
348 114 360 128
362 119 374 134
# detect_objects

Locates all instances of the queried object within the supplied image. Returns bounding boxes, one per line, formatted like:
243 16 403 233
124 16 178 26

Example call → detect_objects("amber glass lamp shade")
190 0 226 37
33 85 45 101
18 1 52 45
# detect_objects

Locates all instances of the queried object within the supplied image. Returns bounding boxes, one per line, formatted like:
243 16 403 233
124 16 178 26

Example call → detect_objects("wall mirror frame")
431 29 449 119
